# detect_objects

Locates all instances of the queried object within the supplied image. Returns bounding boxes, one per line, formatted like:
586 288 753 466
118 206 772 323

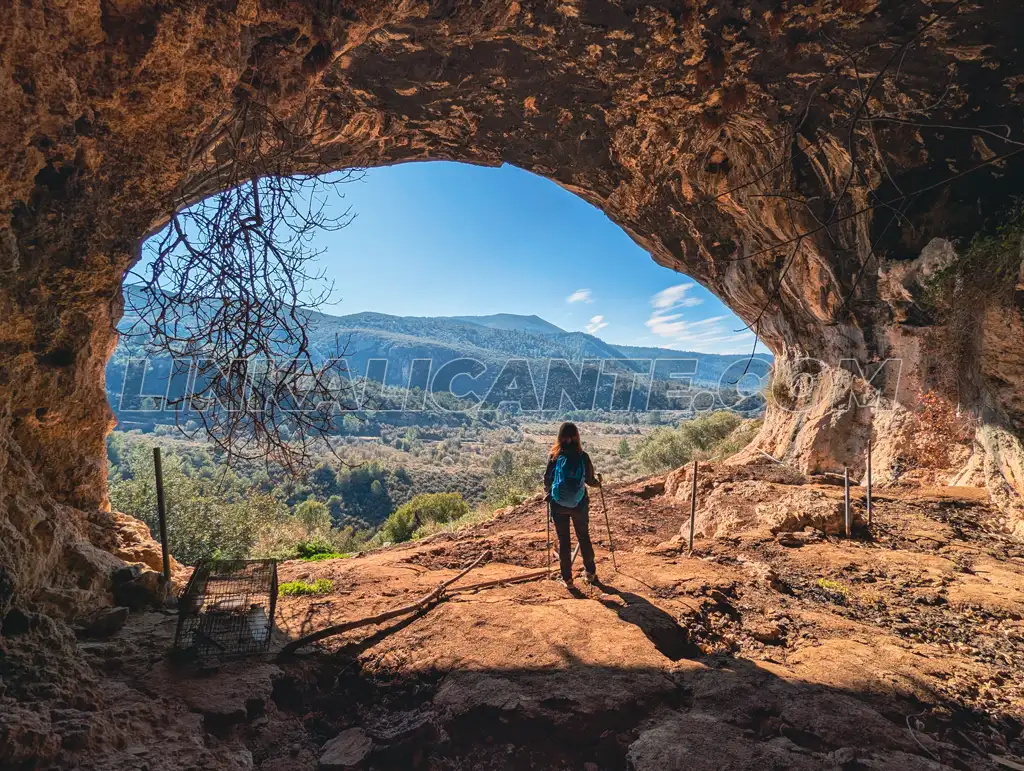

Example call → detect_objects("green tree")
326 495 344 518
108 446 290 564
309 462 337 495
292 497 331 534
617 438 632 459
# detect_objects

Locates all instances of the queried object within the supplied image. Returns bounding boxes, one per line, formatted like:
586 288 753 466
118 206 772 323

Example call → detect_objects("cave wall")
3 0 1024 607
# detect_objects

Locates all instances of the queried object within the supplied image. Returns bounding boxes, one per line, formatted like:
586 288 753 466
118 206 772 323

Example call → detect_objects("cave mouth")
5 5 1024 766
4 0 1024 625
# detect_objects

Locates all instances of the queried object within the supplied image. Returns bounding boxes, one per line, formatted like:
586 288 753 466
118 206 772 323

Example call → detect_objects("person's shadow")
590 581 700 661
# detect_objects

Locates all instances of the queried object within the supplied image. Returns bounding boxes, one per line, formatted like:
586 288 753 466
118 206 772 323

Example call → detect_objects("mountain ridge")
110 289 771 414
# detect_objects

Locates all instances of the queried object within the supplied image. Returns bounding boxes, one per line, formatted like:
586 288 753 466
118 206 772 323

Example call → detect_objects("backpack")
551 453 586 508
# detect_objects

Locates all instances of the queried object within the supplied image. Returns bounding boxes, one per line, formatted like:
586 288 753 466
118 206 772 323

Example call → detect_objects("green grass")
300 552 352 562
279 578 334 596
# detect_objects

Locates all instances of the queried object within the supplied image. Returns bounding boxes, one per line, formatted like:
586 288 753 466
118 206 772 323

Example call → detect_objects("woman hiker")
544 421 602 589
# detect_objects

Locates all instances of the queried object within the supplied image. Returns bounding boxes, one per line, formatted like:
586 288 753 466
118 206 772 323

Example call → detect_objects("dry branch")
278 549 491 655
451 543 580 595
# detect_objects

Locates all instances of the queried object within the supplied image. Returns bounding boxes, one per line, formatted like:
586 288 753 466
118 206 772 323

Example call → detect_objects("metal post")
844 466 851 538
153 447 171 584
866 442 873 528
688 459 698 551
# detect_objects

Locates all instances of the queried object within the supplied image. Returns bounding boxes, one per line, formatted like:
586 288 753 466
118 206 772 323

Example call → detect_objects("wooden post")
688 459 698 551
153 448 171 584
866 442 873 528
844 466 851 538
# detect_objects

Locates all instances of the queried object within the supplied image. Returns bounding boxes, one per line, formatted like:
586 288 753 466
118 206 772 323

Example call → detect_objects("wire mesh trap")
174 559 278 659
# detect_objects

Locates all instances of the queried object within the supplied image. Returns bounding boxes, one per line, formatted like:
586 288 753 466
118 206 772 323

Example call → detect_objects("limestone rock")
744 619 787 645
0 566 14 621
434 673 522 718
107 512 184 579
111 565 166 610
627 712 821 770
1 0 1024 631
776 530 824 547
364 709 436 746
756 488 864 535
318 728 373 770
78 606 129 639
63 541 124 597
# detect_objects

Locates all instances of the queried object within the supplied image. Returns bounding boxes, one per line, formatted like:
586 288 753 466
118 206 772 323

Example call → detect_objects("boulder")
364 709 436 746
757 488 865 535
627 712 821 771
64 541 123 595
78 606 129 638
108 512 184 578
744 620 787 646
112 566 166 610
318 728 373 770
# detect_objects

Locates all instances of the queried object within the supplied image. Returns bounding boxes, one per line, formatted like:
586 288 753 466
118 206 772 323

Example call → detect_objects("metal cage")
174 559 278 658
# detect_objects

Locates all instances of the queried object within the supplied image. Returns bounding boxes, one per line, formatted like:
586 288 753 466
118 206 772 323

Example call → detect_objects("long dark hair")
550 421 582 461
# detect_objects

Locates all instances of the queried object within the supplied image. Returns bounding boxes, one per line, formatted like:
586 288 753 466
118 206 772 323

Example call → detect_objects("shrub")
712 419 763 459
379 492 470 544
279 579 333 596
678 410 742 451
815 578 849 605
634 427 693 473
633 411 751 473
108 445 291 565
295 539 340 559
484 446 546 509
301 552 352 562
292 498 332 534
411 505 492 540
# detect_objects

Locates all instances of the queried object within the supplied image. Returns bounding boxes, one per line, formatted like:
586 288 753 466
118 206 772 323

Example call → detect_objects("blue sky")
308 161 758 354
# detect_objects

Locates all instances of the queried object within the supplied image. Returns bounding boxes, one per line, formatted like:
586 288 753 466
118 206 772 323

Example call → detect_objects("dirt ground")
28 462 1024 770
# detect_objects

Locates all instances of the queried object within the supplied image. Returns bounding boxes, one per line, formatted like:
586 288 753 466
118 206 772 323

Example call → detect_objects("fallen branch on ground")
452 544 580 595
278 550 491 656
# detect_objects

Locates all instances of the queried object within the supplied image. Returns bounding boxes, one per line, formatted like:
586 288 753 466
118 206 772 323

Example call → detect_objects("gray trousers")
549 498 596 582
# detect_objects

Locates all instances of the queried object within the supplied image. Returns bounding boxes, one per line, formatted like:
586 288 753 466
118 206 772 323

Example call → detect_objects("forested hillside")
110 286 770 425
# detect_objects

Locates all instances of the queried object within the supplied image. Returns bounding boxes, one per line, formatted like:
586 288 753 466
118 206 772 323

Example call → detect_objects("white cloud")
651 282 703 310
646 283 755 353
566 288 593 304
586 315 609 334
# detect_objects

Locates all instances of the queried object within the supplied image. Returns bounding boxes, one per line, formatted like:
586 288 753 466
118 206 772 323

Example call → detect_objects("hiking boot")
584 571 599 586
556 577 575 590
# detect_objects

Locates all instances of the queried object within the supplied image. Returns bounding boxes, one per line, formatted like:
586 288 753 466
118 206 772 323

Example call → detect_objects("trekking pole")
597 474 617 572
545 503 552 576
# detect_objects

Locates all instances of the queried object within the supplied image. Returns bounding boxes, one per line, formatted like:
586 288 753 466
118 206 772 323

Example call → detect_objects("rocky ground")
5 460 1024 770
